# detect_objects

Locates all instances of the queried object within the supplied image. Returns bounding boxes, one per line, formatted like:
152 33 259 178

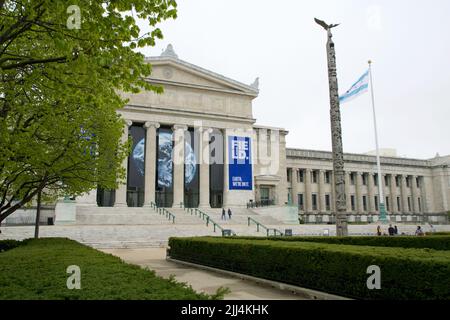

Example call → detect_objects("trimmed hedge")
0 240 22 253
0 238 213 300
168 237 450 300
220 236 450 251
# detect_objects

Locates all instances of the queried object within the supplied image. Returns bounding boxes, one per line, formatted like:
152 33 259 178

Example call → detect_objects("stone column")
143 121 159 207
222 129 230 208
411 175 420 213
292 169 299 206
114 120 132 207
344 172 351 211
305 168 312 212
199 128 212 208
355 172 363 213
390 174 397 213
172 125 187 208
368 173 375 213
400 175 409 213
318 170 326 212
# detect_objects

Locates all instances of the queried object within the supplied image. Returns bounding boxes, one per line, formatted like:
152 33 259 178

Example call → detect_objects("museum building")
5 45 450 225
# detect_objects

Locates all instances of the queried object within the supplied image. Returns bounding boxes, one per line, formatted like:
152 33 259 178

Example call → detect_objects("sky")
137 0 450 160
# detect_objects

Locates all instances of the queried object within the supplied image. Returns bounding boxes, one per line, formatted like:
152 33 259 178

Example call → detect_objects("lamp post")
315 18 348 236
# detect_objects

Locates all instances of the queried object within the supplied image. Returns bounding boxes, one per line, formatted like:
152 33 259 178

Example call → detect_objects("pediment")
145 57 258 97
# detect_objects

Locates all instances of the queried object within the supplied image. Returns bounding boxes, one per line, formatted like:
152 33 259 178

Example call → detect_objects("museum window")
386 196 390 212
312 194 318 211
363 196 367 211
374 196 379 211
97 188 115 207
299 169 304 183
184 128 199 208
127 123 146 207
416 177 420 188
407 197 411 212
287 168 291 182
351 195 356 211
374 174 378 186
312 171 318 184
362 174 367 186
156 126 174 207
397 197 401 211
350 173 355 185
406 177 411 188
418 197 422 212
298 193 304 211
325 171 331 184
385 175 389 186
209 129 224 208
325 194 331 211
395 176 400 187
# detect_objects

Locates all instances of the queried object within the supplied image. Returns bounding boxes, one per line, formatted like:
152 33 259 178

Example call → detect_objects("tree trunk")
34 189 42 239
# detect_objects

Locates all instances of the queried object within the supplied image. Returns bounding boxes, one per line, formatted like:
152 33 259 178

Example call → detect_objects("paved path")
101 248 306 300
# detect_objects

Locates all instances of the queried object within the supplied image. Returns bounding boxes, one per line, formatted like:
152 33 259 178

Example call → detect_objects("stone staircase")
76 207 173 225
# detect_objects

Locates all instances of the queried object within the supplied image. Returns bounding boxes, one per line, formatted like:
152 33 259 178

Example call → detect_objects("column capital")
356 171 363 176
124 119 133 127
144 121 160 129
172 124 188 132
305 168 312 173
197 126 213 133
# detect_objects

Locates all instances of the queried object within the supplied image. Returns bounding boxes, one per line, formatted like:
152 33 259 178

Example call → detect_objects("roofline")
145 56 259 97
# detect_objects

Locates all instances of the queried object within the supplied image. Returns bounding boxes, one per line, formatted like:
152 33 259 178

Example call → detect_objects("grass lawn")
0 238 214 300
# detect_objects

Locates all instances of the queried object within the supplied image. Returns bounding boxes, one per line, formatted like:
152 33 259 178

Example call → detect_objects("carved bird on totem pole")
314 18 340 30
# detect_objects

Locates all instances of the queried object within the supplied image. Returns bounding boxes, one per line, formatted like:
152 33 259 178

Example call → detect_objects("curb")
166 257 351 300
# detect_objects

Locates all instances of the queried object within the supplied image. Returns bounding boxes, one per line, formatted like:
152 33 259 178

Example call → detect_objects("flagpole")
368 60 388 223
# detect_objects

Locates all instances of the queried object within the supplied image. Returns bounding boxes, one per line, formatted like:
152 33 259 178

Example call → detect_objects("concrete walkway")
101 248 306 300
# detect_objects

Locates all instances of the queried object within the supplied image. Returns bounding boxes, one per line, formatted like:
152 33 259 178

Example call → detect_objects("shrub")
221 235 450 250
0 240 22 253
168 237 450 300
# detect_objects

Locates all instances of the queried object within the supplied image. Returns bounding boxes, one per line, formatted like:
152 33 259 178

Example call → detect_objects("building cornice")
286 148 433 168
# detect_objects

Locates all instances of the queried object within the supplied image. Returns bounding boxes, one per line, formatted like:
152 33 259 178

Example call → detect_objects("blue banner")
228 136 252 190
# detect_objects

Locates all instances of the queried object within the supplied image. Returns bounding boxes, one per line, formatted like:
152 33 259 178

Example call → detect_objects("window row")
296 193 422 213
288 169 422 189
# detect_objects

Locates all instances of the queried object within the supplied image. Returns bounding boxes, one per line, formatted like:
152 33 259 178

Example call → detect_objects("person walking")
221 208 226 220
228 208 232 220
376 225 382 236
394 225 398 235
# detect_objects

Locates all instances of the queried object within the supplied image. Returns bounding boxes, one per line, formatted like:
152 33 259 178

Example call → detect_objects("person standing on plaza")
394 225 398 235
388 224 395 236
228 208 232 220
377 225 382 236
415 226 424 236
222 208 226 220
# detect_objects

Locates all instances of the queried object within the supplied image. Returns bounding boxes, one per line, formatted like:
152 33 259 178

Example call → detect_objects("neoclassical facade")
6 45 449 225
286 149 450 222
79 45 289 211
79 45 449 215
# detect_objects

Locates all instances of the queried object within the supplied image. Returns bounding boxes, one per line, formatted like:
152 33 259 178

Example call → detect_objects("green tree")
0 0 177 222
